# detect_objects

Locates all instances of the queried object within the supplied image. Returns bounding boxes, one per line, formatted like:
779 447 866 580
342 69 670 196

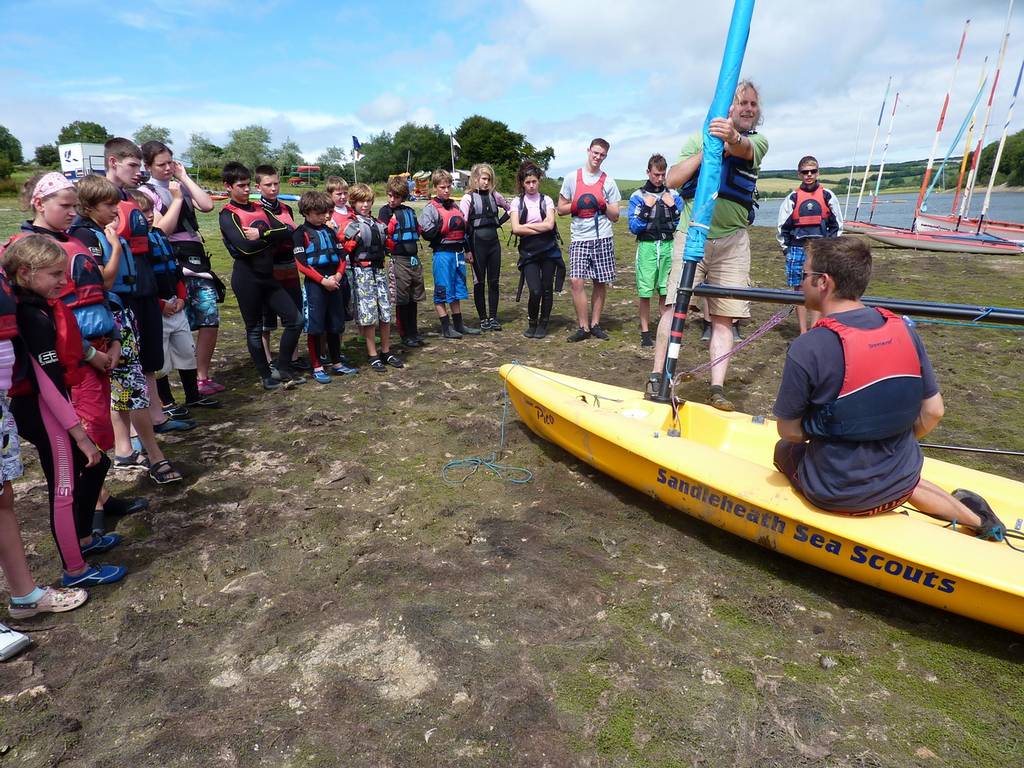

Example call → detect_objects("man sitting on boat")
772 236 1005 540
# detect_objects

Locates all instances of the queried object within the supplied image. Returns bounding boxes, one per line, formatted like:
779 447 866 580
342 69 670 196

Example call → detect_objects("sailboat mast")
915 20 970 224
962 1 1014 216
977 56 1024 231
854 77 891 222
868 92 900 223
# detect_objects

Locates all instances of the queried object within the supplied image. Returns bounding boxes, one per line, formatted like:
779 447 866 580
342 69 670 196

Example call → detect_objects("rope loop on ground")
441 361 534 486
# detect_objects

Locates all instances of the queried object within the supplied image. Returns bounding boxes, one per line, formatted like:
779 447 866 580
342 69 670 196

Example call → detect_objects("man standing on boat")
776 156 844 334
653 80 768 411
772 236 1005 539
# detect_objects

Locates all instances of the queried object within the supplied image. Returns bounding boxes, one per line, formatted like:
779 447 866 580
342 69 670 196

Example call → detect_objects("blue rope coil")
441 368 533 486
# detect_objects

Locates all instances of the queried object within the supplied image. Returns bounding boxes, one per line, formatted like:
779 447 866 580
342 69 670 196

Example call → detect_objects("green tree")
271 137 305 175
389 123 450 179
133 124 172 147
453 115 555 187
0 125 23 164
224 125 272 171
975 130 1024 186
316 146 348 177
34 144 59 168
57 120 111 144
183 133 224 181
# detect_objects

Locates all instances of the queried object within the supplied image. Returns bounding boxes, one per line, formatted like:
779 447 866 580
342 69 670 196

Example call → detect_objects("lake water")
754 190 1024 230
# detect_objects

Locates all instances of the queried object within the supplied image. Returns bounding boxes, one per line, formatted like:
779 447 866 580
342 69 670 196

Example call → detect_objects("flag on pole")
450 134 461 150
352 136 364 162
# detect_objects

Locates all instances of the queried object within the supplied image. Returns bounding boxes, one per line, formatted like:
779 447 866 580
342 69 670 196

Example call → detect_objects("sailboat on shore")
847 11 1024 255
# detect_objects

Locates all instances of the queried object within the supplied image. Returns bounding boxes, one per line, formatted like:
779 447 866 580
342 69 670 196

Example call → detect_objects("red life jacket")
115 199 151 256
803 309 923 442
570 169 607 219
791 185 829 228
269 201 295 228
8 296 85 396
223 200 275 232
331 208 354 235
1 232 107 322
57 239 106 310
429 199 467 248
0 272 17 342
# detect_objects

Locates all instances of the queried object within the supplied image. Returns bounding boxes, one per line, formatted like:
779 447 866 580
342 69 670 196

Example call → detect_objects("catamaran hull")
500 364 1024 634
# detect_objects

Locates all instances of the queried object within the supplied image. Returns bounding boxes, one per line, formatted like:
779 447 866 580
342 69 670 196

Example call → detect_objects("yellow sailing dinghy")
499 364 1024 634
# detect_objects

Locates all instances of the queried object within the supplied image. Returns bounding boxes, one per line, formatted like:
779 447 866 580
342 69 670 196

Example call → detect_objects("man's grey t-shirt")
559 169 621 241
773 308 938 511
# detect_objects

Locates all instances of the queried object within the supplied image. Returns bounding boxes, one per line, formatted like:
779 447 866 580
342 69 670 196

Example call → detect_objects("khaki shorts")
159 308 198 376
664 228 751 319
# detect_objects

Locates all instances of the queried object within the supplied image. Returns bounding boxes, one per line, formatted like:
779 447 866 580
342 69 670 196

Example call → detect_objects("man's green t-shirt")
676 131 769 239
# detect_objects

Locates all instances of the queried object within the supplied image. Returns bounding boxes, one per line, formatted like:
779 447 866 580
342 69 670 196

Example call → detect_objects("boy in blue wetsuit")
417 169 479 339
292 190 350 383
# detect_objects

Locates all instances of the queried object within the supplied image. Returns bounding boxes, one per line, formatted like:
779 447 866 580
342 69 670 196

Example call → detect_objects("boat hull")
917 211 1024 243
500 363 1024 634
865 229 1024 255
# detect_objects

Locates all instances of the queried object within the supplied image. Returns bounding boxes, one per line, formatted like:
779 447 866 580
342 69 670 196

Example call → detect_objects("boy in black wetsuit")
255 165 306 372
218 162 305 390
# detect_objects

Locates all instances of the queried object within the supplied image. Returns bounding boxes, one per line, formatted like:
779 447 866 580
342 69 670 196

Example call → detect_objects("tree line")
2 115 554 192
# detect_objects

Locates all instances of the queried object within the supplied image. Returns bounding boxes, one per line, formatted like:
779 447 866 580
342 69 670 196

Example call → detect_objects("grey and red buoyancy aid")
466 191 508 242
787 185 833 241
343 216 387 268
428 198 467 250
802 309 923 442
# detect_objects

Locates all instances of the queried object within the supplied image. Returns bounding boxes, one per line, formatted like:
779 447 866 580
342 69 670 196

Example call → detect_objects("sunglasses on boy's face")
799 168 819 176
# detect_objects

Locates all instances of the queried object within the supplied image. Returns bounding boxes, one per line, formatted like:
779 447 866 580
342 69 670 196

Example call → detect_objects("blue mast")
652 0 756 403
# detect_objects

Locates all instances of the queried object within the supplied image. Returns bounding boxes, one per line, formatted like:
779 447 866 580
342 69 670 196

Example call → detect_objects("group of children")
0 137 233 657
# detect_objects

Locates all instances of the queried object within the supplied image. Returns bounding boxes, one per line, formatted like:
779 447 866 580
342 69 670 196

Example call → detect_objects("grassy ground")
0 194 1022 767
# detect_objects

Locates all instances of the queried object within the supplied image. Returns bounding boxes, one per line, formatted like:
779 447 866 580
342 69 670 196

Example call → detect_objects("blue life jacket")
802 309 923 442
70 218 139 298
680 133 759 220
148 229 180 300
296 224 342 277
387 205 419 257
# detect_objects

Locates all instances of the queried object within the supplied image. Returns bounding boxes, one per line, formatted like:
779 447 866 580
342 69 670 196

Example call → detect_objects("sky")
2 0 1023 180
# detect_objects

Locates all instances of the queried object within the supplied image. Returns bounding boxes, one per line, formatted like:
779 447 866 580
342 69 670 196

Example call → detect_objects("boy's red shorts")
71 363 114 451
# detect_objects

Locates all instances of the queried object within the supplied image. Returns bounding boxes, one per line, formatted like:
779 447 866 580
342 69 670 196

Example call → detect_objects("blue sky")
2 0 1022 179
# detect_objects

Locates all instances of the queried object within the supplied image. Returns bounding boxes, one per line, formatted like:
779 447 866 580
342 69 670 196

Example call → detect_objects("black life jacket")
802 309 923 442
143 182 200 237
261 197 297 272
343 216 387 268
636 184 680 242
516 194 559 259
9 288 84 397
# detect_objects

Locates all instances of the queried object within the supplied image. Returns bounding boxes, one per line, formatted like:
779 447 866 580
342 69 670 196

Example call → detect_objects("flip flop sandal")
148 459 183 485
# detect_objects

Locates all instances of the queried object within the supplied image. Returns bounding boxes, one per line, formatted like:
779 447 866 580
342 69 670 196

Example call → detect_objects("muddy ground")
0 202 1022 767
